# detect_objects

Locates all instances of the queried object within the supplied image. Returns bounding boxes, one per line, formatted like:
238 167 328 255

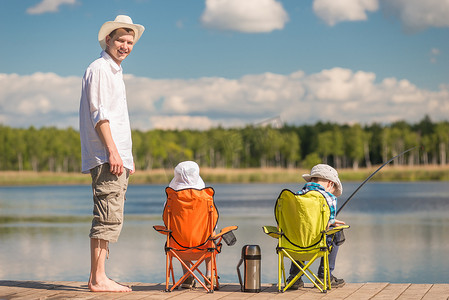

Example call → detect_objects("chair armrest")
325 224 350 235
153 225 172 235
262 226 283 238
211 225 238 240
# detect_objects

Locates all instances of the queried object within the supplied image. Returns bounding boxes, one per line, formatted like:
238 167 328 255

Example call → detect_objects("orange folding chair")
154 187 238 293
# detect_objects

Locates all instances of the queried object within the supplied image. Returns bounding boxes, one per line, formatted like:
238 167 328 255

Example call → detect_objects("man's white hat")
302 164 343 197
169 161 205 191
98 15 145 50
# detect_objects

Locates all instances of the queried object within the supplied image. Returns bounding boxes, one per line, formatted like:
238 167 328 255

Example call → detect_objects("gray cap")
302 164 342 197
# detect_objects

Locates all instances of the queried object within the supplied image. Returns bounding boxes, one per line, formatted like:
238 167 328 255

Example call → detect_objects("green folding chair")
263 189 348 293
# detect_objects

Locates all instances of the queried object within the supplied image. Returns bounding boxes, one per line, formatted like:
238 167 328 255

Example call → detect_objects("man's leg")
88 238 131 292
88 164 130 292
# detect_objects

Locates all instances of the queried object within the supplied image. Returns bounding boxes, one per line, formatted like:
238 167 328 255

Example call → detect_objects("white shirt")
79 51 133 173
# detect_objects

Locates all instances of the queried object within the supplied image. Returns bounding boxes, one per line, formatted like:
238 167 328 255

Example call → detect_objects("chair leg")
212 254 219 290
324 252 331 290
209 254 215 293
170 252 203 291
278 251 284 292
165 254 172 292
282 250 326 293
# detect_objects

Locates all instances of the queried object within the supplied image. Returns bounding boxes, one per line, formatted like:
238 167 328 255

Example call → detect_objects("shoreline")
0 165 449 186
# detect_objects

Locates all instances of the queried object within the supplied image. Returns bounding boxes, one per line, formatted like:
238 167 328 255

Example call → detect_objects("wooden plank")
343 282 390 300
256 284 309 300
370 283 411 300
224 284 298 300
43 281 96 300
0 281 61 298
6 281 91 300
397 284 432 300
2 281 449 299
422 284 449 300
118 283 173 300
86 282 186 300
0 280 28 298
320 283 365 299
193 283 248 300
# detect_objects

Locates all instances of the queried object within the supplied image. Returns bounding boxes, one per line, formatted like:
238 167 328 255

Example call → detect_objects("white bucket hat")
169 161 205 191
302 164 343 197
98 15 145 50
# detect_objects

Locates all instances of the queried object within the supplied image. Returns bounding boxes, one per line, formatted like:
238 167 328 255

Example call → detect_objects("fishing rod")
336 146 417 216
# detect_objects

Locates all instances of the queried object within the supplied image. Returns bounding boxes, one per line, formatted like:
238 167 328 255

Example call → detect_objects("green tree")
434 122 449 165
279 131 300 168
344 124 365 169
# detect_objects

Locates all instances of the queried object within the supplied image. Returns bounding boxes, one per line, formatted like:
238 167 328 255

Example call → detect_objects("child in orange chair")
168 161 211 289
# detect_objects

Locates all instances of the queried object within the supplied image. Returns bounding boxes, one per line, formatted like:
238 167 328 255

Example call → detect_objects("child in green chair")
287 164 346 289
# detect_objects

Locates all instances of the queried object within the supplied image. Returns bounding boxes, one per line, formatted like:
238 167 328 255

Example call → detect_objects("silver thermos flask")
237 244 261 292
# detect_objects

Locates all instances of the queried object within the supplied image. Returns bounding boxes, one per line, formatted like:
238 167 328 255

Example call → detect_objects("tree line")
0 116 447 172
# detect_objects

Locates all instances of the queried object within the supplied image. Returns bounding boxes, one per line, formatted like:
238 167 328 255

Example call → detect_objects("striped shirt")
298 182 337 224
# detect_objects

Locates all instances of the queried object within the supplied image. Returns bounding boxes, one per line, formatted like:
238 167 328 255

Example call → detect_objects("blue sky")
1 0 448 130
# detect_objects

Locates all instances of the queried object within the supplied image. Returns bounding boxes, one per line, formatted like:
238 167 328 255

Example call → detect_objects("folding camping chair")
263 189 349 293
154 187 238 293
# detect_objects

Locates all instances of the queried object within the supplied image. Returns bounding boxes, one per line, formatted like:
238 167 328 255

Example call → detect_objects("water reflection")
1 182 449 284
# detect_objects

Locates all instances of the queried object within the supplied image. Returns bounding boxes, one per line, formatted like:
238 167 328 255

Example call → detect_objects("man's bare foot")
88 277 132 292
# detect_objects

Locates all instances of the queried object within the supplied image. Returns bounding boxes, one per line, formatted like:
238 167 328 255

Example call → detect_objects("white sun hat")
169 161 205 191
98 15 145 50
302 164 343 197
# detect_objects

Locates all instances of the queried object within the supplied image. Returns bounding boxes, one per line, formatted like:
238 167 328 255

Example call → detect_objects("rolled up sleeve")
88 68 110 128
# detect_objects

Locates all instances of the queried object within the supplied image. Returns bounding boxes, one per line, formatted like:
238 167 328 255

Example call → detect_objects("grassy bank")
0 165 449 186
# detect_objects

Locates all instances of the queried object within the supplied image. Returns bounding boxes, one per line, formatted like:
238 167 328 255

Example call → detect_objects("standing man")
79 15 144 292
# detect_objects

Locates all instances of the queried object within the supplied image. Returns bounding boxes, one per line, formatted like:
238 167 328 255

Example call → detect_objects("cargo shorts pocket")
90 164 127 225
92 181 124 225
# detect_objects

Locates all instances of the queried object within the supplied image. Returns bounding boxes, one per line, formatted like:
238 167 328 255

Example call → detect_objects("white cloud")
430 48 440 64
0 72 79 128
201 0 289 33
312 0 449 31
27 0 77 15
1 69 447 130
150 116 214 130
176 20 184 29
381 0 449 32
431 48 440 56
304 68 377 101
313 0 378 26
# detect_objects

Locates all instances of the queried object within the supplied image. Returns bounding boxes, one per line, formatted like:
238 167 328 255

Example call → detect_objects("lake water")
1 182 449 285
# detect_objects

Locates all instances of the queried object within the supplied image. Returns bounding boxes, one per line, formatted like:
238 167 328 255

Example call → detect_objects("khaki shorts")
89 163 129 243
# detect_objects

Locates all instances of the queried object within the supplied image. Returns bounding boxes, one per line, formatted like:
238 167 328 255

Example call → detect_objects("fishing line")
336 146 417 216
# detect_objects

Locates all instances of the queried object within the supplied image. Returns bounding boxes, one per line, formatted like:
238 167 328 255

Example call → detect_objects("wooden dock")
1 281 449 299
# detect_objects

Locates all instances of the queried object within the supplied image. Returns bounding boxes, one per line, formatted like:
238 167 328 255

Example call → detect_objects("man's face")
105 28 135 65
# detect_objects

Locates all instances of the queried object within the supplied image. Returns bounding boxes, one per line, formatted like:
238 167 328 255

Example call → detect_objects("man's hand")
95 120 124 176
107 148 124 176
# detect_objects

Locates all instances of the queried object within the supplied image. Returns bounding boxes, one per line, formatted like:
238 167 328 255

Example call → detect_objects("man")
79 15 144 292
287 164 346 289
